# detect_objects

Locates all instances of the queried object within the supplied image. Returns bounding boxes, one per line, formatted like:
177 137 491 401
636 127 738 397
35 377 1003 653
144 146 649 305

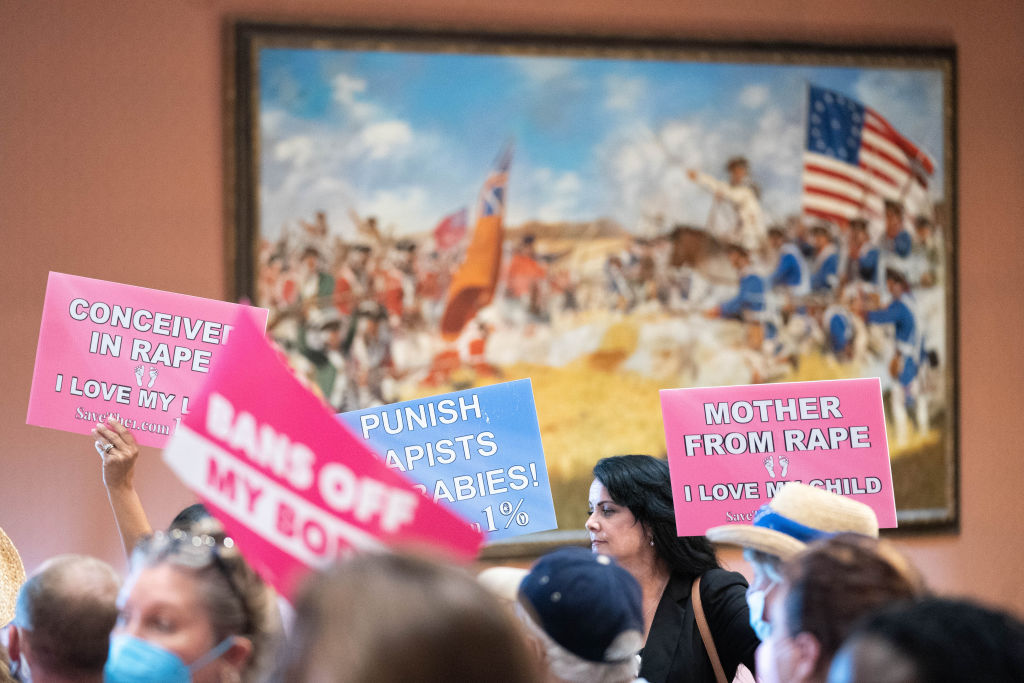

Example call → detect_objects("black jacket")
639 568 759 682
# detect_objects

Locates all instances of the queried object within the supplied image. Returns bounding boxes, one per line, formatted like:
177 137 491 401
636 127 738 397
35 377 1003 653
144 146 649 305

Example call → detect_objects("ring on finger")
102 442 114 454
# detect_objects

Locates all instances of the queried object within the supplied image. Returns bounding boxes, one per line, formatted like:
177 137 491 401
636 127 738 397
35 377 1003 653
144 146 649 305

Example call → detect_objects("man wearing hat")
708 242 778 353
808 222 840 295
333 240 374 315
0 527 25 680
478 547 647 683
860 266 926 445
297 305 353 409
296 245 336 306
379 238 421 325
706 483 879 643
686 156 766 251
881 199 913 260
841 218 882 294
0 528 24 632
767 225 810 308
910 214 942 288
820 294 867 364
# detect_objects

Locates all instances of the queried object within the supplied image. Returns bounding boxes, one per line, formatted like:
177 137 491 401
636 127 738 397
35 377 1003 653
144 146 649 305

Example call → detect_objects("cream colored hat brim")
705 482 879 562
706 524 808 562
0 527 26 626
477 566 528 603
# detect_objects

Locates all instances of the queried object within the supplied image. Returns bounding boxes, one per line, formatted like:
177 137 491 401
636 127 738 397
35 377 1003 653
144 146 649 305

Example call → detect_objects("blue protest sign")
339 379 556 541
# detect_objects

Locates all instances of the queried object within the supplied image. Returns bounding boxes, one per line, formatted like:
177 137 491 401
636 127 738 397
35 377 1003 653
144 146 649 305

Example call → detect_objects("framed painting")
227 22 957 554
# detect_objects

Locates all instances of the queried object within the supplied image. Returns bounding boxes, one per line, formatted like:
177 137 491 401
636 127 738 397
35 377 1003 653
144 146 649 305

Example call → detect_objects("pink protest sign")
26 272 268 448
661 378 895 535
162 312 483 600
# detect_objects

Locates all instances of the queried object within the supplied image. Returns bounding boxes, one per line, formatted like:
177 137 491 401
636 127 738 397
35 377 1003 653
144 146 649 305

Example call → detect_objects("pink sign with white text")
162 313 483 600
26 272 268 447
661 378 896 535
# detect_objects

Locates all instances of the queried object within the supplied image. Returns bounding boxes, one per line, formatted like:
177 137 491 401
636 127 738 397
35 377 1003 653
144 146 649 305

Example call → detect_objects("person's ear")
223 635 253 670
6 625 21 663
791 631 822 681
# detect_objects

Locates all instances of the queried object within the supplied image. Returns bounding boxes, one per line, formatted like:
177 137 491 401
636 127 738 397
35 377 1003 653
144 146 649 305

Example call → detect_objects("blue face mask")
104 634 236 683
746 589 772 641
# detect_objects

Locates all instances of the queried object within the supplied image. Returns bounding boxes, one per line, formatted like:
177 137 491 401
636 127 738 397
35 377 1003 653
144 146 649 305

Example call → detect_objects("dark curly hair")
592 454 719 579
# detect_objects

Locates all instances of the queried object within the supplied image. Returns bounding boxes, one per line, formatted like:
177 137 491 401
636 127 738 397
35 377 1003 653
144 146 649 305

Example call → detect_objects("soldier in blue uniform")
767 225 811 303
911 214 942 287
860 267 923 444
809 222 840 295
824 303 856 360
843 218 882 292
708 242 778 351
766 225 818 355
881 199 913 259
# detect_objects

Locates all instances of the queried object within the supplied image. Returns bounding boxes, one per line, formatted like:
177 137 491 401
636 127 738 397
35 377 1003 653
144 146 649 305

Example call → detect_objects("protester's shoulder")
701 567 749 594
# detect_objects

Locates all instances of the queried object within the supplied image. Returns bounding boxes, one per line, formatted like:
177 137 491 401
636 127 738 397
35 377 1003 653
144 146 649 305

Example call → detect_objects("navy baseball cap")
518 547 644 664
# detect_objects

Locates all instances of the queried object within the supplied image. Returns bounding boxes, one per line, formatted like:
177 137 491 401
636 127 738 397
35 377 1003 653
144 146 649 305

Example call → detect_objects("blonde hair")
128 520 281 682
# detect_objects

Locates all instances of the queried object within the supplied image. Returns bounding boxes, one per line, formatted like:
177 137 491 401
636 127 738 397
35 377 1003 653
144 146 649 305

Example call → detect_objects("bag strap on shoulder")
692 575 728 683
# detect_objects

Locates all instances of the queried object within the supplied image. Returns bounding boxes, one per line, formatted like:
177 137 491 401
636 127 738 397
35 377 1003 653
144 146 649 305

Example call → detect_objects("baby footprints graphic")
133 365 159 388
763 455 792 479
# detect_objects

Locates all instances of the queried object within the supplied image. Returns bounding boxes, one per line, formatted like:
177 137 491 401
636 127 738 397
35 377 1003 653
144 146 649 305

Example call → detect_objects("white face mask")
747 589 772 641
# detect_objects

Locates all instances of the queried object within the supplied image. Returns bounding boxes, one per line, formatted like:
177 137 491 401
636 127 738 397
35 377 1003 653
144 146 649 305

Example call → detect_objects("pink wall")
3 1 1023 613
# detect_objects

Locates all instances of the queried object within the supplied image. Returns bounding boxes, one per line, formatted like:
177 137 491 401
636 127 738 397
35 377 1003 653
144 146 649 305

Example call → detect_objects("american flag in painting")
802 84 935 226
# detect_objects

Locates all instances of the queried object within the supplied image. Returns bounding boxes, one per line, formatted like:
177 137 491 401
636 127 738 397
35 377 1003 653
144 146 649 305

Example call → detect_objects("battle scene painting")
231 26 957 539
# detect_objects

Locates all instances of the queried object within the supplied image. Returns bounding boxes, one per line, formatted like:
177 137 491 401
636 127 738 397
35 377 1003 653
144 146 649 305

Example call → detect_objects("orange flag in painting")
439 144 513 340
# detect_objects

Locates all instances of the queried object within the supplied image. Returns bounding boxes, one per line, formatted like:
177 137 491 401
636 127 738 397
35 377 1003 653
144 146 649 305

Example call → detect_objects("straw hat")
706 482 879 561
0 527 26 626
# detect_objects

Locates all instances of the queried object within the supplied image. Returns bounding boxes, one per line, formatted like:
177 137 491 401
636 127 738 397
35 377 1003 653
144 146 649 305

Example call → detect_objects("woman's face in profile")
586 479 649 564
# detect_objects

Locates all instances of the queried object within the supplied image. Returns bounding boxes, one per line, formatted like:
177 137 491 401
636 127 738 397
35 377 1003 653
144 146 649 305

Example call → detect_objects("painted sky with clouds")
258 47 946 240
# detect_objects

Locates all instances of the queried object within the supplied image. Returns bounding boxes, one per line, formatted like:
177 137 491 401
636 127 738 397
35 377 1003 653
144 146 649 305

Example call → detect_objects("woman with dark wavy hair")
589 454 758 682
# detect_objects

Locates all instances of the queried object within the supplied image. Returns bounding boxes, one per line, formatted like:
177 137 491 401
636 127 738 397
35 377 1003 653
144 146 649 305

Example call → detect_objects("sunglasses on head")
138 528 253 634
